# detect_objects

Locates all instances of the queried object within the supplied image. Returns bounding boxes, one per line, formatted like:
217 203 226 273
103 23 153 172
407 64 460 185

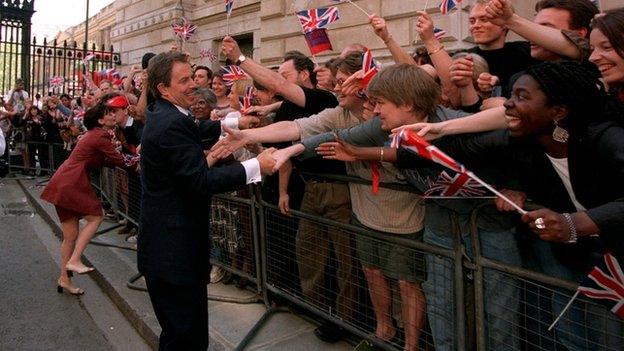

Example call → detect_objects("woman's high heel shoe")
56 280 84 296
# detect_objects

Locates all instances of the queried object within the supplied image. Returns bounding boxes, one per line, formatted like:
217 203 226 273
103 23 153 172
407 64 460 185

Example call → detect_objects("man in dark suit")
138 51 276 350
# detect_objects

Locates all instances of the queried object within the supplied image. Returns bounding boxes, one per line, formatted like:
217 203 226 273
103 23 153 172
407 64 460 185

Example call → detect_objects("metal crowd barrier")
30 146 623 350
6 139 68 176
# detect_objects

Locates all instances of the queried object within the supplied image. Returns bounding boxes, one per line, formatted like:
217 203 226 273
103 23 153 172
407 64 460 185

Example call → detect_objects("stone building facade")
57 0 621 72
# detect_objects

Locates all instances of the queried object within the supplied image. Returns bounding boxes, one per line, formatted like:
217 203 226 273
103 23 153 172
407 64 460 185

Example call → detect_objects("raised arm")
485 0 582 60
221 36 307 108
415 11 459 106
369 13 416 65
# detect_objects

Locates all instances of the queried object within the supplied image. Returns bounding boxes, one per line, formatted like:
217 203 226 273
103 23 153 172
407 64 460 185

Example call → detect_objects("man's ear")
299 70 311 83
157 82 169 98
577 27 588 39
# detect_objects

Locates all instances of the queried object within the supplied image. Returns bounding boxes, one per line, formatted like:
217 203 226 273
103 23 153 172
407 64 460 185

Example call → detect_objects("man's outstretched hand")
210 126 249 159
257 148 277 175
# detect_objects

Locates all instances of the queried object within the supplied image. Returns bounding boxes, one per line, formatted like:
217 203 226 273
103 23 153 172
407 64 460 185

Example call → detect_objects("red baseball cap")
106 95 129 109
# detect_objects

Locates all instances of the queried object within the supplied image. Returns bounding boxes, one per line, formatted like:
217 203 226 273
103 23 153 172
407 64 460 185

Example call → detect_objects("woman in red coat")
41 96 129 295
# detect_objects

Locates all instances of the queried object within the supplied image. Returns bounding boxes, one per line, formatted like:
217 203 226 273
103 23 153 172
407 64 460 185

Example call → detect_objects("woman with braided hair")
590 7 624 103
450 61 624 349
318 61 624 348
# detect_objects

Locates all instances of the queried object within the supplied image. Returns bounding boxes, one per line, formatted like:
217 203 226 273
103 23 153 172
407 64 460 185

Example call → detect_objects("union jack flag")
439 0 458 15
360 48 380 88
296 6 340 33
225 0 234 15
49 76 64 89
434 27 447 40
123 153 141 168
82 53 95 67
220 65 248 87
242 86 255 110
578 253 624 319
391 129 466 174
424 171 487 197
200 48 217 62
172 18 197 41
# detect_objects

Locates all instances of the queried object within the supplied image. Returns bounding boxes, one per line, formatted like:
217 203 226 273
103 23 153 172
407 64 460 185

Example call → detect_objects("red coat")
41 127 125 216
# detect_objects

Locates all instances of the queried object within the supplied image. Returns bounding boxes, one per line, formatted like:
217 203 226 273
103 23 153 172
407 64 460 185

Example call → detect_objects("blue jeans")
423 227 521 351
531 240 624 351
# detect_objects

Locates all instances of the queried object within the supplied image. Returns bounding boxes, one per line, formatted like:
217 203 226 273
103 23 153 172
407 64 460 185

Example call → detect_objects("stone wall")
56 0 622 71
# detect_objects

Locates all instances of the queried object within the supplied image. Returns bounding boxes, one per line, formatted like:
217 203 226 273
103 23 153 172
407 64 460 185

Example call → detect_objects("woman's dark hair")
522 61 624 133
83 104 108 130
27 106 40 116
591 8 624 93
212 71 231 95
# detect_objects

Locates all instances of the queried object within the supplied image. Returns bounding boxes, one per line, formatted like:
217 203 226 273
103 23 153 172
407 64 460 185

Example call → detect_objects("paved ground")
0 179 150 351
3 177 356 351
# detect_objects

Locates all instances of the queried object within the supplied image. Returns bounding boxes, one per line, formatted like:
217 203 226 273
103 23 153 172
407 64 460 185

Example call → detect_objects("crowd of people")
4 0 623 350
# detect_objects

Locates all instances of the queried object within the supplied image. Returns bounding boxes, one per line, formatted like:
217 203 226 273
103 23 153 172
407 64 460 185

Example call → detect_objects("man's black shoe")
314 322 344 343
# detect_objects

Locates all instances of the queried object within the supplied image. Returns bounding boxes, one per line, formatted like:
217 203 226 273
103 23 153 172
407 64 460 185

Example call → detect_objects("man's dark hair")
60 94 71 101
147 51 189 99
334 52 363 76
141 52 156 70
324 57 341 77
535 0 599 32
283 50 317 86
194 65 213 79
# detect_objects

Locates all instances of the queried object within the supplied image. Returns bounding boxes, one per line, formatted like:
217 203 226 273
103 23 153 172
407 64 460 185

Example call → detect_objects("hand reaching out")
315 134 358 162
210 126 249 159
257 147 277 176
391 121 448 141
221 36 243 63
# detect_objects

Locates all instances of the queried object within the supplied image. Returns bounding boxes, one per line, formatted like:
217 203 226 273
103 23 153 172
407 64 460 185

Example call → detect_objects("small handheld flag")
220 65 249 87
172 18 197 42
424 171 487 197
579 253 624 319
200 48 218 62
439 0 457 15
434 27 447 40
549 252 624 331
303 28 333 55
242 86 255 110
391 129 527 214
360 48 380 88
50 76 64 89
296 7 340 33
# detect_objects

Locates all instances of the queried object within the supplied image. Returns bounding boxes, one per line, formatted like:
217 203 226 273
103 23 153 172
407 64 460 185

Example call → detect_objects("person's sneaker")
210 266 226 284
125 233 137 244
313 322 344 343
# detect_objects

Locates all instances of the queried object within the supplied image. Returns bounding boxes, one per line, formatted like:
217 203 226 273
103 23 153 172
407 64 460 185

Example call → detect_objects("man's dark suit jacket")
138 99 246 285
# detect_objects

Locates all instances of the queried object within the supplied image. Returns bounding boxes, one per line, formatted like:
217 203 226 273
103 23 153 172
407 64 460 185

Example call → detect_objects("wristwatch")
236 54 246 66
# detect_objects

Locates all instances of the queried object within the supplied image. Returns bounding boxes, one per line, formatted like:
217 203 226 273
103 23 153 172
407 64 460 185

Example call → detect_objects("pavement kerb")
17 179 160 350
